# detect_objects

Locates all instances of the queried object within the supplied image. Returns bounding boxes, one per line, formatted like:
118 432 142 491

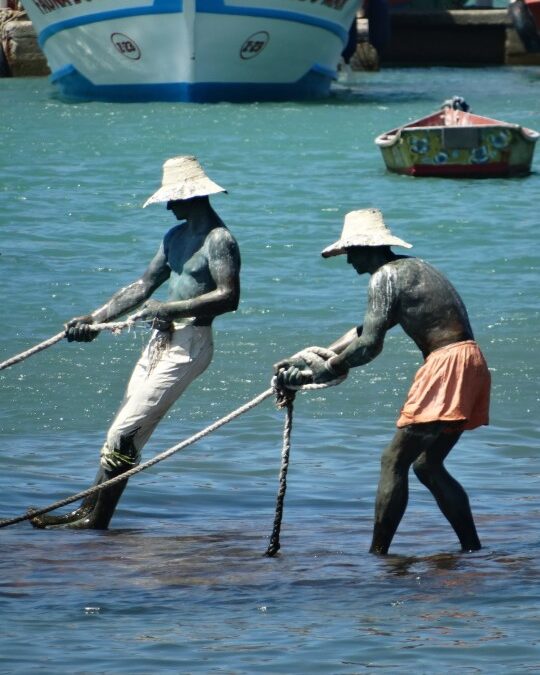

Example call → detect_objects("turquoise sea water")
1 67 539 673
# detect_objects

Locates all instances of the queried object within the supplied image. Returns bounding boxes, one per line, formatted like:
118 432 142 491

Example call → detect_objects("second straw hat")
321 208 412 258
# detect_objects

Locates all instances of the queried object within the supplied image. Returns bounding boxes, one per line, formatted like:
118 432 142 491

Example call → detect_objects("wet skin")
275 246 481 555
31 195 240 530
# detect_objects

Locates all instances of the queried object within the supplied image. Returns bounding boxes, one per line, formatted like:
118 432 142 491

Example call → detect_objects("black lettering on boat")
111 33 141 61
240 31 269 60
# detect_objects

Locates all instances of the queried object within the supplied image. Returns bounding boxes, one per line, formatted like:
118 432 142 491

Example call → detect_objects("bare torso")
163 221 240 325
70 199 240 334
335 255 474 369
378 257 474 357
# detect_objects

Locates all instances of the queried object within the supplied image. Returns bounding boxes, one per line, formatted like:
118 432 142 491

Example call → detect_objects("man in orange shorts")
275 208 490 555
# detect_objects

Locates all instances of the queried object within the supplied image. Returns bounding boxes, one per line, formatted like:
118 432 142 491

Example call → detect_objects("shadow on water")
329 82 437 106
2 515 538 596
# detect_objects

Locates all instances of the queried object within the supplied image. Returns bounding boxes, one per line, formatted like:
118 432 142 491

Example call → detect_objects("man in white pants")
31 156 241 530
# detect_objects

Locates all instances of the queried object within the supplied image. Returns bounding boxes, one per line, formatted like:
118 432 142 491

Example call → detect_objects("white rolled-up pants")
100 323 213 470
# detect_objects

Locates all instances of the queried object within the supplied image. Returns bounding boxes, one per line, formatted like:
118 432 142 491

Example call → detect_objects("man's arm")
278 267 398 386
273 325 362 376
326 269 398 374
65 245 171 341
93 246 171 322
326 313 387 376
327 326 363 354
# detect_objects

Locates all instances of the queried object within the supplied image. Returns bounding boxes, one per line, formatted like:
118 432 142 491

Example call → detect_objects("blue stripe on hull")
50 65 335 103
196 0 349 42
38 0 349 47
39 0 183 47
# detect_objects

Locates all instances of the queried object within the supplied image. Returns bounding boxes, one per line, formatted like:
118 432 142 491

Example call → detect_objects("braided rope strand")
264 364 345 556
265 395 294 557
0 331 66 371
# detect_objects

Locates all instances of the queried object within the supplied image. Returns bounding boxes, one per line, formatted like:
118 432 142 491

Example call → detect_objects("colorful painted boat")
509 0 540 53
18 0 360 103
375 98 539 178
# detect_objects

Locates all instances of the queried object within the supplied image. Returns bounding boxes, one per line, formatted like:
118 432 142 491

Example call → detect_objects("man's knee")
412 455 431 485
379 427 422 474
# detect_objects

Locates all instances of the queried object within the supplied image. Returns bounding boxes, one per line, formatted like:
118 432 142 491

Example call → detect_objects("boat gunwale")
375 122 539 147
35 0 353 49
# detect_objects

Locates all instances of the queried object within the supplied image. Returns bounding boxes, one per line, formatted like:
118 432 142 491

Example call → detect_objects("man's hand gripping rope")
0 316 143 372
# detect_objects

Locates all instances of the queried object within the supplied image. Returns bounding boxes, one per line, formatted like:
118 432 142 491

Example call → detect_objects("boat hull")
20 0 360 102
375 109 539 178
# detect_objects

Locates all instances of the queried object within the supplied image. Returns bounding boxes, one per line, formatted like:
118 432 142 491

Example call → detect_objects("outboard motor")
441 96 470 112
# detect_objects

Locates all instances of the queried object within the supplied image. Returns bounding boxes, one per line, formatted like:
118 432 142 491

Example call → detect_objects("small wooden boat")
375 97 539 178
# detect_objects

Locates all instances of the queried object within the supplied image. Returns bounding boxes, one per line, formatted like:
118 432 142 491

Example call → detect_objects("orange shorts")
396 340 490 430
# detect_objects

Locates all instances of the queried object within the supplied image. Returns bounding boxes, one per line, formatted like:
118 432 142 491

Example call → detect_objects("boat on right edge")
375 97 539 178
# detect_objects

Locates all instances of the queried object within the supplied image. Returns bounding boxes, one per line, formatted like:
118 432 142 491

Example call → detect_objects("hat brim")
142 182 226 208
321 235 412 258
321 243 350 258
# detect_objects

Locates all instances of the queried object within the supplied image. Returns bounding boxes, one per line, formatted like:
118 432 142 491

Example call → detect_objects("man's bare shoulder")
204 225 241 272
368 257 449 306
370 256 419 286
207 222 236 240
378 256 439 282
206 224 239 251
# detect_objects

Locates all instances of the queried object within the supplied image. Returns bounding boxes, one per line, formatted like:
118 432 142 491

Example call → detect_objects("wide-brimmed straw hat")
321 208 412 258
143 156 226 208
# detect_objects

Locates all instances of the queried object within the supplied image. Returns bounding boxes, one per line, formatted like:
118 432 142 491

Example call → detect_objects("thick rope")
265 393 294 557
0 320 138 372
0 347 346 541
264 363 346 556
0 387 275 529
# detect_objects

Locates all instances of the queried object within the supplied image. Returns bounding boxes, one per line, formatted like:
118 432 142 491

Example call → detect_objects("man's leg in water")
30 437 135 530
29 467 105 527
369 422 481 555
369 426 426 555
61 458 131 530
412 423 481 552
30 325 214 530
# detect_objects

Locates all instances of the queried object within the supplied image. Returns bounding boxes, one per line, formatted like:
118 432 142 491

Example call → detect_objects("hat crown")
321 208 412 258
161 156 205 187
342 208 386 243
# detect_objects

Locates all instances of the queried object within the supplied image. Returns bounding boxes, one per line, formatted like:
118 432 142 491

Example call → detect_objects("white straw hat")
143 156 226 208
321 208 412 258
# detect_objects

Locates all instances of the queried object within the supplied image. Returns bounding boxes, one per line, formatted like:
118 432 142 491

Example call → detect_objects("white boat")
20 0 360 103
